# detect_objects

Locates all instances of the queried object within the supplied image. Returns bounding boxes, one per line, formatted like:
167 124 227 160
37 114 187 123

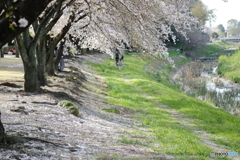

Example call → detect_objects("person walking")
113 47 124 70
117 53 124 70
59 55 65 71
115 48 120 66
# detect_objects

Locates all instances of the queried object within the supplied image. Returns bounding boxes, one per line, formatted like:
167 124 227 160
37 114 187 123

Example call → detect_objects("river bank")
171 48 240 117
88 53 240 159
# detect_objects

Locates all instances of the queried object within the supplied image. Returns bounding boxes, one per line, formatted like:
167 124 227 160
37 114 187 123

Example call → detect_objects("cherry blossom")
60 0 199 58
18 18 28 27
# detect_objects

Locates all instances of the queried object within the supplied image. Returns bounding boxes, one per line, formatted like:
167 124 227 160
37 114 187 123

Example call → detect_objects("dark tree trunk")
0 112 6 144
23 63 40 92
46 47 56 76
37 38 47 86
44 9 87 75
14 39 20 58
37 54 47 86
0 48 4 58
45 22 71 76
16 32 40 92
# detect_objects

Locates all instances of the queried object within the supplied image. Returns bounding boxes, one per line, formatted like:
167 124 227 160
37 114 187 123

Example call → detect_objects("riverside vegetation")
88 51 240 160
170 42 240 117
218 49 240 83
144 41 240 115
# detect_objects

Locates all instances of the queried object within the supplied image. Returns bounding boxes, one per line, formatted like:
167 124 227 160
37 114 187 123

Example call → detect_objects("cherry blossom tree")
65 0 199 59
0 0 54 48
0 0 55 143
15 0 68 91
14 0 90 91
46 1 90 75
65 0 227 56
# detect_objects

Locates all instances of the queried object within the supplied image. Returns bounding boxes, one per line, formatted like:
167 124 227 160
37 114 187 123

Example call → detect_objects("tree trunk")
0 112 6 144
0 48 4 58
37 38 47 86
23 64 40 92
37 53 47 86
16 33 40 92
14 39 20 58
46 13 77 75
46 49 55 76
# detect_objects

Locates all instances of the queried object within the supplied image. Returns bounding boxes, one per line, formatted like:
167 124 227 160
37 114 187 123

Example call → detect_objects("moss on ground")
58 100 80 116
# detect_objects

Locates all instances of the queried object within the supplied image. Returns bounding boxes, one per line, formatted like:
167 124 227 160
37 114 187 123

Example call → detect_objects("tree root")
0 135 64 147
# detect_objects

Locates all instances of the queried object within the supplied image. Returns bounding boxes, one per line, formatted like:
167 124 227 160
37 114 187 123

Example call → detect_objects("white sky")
201 0 240 28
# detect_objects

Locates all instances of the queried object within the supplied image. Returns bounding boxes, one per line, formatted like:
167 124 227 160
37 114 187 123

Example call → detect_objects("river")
172 49 240 117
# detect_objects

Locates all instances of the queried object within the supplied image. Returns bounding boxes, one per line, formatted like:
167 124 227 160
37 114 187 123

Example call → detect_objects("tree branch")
0 0 53 48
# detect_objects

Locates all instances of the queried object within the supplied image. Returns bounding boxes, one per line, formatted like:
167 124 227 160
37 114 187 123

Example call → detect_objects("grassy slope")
218 49 240 82
195 42 231 55
89 54 240 160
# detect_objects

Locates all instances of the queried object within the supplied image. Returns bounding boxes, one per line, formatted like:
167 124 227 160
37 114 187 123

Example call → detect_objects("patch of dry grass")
0 57 24 78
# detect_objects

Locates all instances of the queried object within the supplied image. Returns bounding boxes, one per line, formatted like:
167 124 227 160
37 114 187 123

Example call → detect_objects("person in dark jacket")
117 53 124 70
115 48 120 66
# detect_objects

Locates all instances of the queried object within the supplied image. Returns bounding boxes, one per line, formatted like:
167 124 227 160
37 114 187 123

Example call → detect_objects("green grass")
119 136 148 146
101 107 120 114
196 42 231 55
88 54 240 159
168 50 181 57
218 50 240 82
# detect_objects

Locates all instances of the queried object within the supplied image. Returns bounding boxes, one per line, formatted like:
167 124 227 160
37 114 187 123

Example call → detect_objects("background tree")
45 2 90 76
172 27 209 50
217 24 225 32
189 1 215 26
190 2 208 26
217 24 226 38
227 19 240 37
166 0 213 51
207 9 216 27
212 32 219 39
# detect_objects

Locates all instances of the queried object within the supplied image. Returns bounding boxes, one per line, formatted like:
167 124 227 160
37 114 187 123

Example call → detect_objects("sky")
201 0 240 28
